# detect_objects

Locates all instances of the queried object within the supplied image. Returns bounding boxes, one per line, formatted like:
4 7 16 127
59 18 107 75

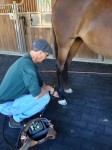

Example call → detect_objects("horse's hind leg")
63 38 83 93
68 38 83 62
56 39 74 105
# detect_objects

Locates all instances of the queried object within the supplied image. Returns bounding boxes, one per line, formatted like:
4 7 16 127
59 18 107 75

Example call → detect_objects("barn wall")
0 0 21 4
16 14 53 53
0 15 18 52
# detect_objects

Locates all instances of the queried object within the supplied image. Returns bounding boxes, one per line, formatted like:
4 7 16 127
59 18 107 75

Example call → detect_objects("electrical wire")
2 117 22 150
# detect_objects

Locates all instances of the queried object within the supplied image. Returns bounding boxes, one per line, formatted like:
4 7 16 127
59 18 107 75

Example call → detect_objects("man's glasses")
34 49 50 57
43 52 49 57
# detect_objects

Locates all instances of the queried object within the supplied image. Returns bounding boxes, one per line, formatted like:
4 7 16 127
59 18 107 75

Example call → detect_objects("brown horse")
52 0 112 105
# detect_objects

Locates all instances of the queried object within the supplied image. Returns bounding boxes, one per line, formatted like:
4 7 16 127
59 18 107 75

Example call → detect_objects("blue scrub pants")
0 93 50 122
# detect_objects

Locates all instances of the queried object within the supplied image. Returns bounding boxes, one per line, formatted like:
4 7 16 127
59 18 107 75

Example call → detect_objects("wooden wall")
0 15 18 52
0 0 38 13
0 0 22 4
76 43 98 59
18 0 38 12
8 0 22 3
19 14 53 52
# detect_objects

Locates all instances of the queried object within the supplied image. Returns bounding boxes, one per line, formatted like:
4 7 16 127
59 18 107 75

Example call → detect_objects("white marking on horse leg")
58 99 67 105
64 88 73 93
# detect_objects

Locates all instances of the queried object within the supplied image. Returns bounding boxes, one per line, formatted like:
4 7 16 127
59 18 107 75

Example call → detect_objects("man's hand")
50 90 59 98
44 84 59 98
52 91 59 98
35 84 59 99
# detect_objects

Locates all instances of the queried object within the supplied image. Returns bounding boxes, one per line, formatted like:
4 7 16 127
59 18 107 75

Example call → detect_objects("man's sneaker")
9 117 23 128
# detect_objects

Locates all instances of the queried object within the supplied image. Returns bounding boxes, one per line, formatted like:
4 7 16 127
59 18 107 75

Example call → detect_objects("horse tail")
52 26 58 58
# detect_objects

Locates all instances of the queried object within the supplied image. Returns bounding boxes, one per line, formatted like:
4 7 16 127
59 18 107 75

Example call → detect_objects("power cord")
2 117 22 150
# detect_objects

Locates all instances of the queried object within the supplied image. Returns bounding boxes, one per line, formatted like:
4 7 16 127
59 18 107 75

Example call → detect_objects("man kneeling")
0 39 59 128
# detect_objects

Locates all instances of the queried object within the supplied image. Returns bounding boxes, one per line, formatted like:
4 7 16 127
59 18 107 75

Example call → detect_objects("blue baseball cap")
32 39 52 54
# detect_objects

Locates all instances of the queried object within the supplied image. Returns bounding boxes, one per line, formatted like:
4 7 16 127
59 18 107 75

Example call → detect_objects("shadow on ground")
0 54 112 150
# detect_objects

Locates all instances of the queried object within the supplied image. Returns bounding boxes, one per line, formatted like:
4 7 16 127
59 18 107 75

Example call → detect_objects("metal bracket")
9 13 14 20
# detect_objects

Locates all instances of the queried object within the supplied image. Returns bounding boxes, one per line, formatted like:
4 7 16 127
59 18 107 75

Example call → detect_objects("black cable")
2 117 22 150
2 107 48 149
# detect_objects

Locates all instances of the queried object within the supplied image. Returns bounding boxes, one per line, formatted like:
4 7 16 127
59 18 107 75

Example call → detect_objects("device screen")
29 121 44 134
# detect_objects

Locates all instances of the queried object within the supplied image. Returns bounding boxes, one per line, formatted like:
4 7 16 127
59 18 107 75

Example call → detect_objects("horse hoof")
58 99 67 105
64 88 73 93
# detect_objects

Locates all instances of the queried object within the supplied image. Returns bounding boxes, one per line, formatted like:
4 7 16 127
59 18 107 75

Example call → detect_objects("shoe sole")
9 121 23 129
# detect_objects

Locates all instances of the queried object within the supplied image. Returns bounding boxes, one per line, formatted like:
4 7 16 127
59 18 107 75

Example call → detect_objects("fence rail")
18 0 38 12
0 0 52 13
0 4 13 13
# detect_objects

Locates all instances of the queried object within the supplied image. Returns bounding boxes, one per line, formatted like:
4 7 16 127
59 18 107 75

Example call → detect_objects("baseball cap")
32 39 52 54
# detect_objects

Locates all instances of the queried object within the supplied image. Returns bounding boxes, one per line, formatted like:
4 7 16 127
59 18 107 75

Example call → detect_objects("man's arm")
22 66 59 99
35 84 59 99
